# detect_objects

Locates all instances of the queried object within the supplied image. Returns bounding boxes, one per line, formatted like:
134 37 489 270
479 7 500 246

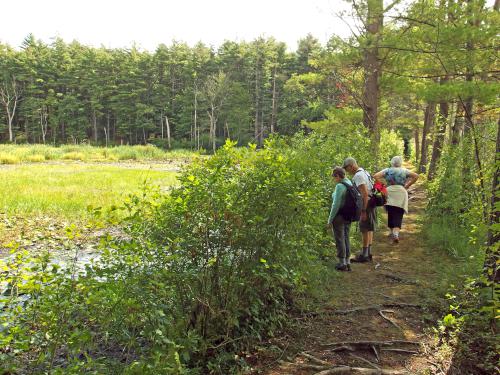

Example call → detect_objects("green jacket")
328 178 352 224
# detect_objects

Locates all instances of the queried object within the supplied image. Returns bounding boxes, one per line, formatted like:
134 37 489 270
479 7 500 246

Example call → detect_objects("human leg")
344 221 351 264
386 206 394 236
332 215 349 270
367 231 374 257
391 207 404 242
387 205 396 239
352 206 376 262
366 207 376 257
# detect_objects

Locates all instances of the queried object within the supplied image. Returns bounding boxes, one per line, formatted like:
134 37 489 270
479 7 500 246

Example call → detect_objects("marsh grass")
0 144 197 164
0 163 179 220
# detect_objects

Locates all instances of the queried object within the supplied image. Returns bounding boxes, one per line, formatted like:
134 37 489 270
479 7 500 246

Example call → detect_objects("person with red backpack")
327 166 362 271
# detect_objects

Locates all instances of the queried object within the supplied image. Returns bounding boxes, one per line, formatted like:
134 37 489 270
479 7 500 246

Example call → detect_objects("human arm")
373 170 386 182
357 183 369 221
404 171 419 190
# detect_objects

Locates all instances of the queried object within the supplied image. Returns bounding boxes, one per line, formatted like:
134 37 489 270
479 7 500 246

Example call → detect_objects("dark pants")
386 205 405 228
332 215 351 260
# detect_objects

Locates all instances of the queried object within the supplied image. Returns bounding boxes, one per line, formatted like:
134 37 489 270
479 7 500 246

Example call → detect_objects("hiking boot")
393 235 400 244
335 263 349 271
350 254 371 263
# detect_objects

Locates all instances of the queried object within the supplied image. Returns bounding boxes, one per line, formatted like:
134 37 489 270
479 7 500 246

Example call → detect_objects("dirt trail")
257 185 448 374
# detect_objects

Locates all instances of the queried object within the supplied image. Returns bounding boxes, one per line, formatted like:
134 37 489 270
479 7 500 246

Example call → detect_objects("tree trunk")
414 126 420 166
0 79 21 143
194 80 198 149
103 127 108 147
92 110 98 144
428 78 449 180
208 108 217 153
254 63 261 146
260 108 265 145
165 115 171 149
160 110 164 139
40 108 48 144
484 117 499 282
451 106 463 145
106 114 111 145
419 102 435 173
270 66 277 134
463 0 478 137
362 0 383 166
61 122 65 143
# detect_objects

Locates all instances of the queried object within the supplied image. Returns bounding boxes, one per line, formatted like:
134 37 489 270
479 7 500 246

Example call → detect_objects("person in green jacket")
327 166 353 271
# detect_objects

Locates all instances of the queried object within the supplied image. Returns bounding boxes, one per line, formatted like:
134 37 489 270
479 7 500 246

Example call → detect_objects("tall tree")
361 0 384 161
0 46 24 142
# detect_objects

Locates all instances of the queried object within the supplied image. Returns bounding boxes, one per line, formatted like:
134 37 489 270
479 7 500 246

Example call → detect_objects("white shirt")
352 168 373 194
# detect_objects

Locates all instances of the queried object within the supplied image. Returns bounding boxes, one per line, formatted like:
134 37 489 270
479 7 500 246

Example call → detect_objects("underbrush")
424 217 478 260
0 131 403 373
435 280 499 374
423 124 498 374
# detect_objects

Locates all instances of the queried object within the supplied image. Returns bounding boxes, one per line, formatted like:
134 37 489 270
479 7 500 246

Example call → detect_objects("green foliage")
433 278 499 374
0 36 323 147
0 130 405 372
424 119 498 372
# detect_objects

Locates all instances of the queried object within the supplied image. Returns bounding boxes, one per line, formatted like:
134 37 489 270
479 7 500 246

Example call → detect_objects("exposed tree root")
379 273 418 285
331 345 355 352
349 353 381 369
380 348 419 354
290 350 411 375
314 366 409 374
322 340 420 348
299 352 332 366
378 309 402 330
329 302 420 315
297 300 420 319
371 344 380 362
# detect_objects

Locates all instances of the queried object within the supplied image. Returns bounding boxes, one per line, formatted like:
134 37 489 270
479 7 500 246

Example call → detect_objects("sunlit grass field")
0 163 179 220
0 144 197 164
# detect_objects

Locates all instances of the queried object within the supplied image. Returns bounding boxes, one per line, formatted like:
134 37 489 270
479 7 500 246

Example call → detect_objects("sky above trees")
0 0 353 50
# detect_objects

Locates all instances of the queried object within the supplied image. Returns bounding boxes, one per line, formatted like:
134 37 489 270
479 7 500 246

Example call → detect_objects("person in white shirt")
342 157 376 262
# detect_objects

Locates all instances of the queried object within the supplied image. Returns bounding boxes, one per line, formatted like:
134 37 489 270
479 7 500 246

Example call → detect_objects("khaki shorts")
359 205 376 233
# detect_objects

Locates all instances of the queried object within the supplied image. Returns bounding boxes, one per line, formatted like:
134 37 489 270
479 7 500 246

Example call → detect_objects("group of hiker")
327 156 419 271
